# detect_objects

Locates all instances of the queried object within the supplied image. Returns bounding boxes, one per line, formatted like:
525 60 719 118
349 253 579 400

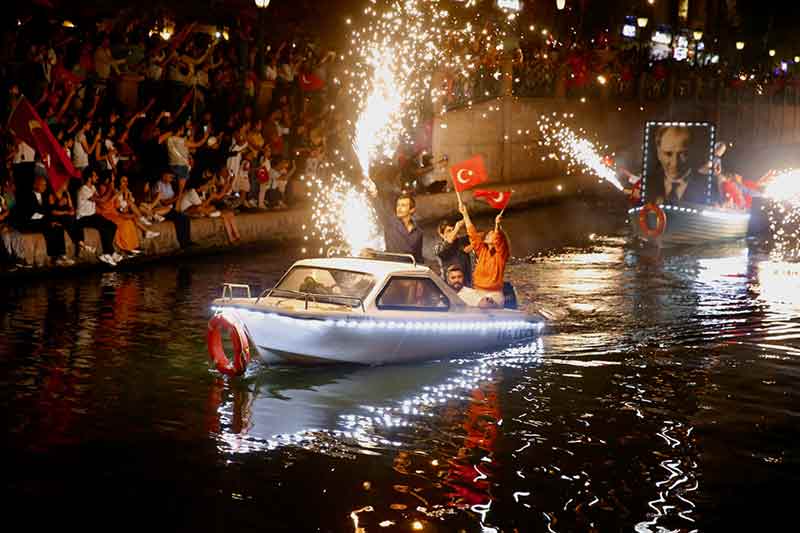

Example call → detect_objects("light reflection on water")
1 202 799 531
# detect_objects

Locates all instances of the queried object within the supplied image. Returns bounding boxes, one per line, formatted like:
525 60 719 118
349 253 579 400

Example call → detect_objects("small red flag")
449 155 488 192
8 97 80 192
299 72 325 92
473 189 512 210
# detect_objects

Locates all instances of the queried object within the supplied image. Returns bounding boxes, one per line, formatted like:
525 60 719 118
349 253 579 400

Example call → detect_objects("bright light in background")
761 169 800 260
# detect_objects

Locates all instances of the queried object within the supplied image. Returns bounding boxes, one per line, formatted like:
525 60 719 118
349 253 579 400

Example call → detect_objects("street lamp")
769 49 776 57
254 0 271 95
736 41 745 50
556 0 566 9
637 17 649 29
693 30 703 41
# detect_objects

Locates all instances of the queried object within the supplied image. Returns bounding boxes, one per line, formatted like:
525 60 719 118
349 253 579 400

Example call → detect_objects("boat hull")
629 203 749 247
213 304 543 366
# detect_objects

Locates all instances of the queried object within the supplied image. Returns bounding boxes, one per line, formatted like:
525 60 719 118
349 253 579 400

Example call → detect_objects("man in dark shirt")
14 175 71 266
372 188 424 263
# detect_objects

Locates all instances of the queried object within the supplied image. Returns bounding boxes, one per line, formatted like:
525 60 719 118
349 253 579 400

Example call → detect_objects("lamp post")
255 0 271 80
636 17 649 100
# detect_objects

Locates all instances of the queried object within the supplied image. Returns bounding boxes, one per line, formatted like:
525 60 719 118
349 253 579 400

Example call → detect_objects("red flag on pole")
8 97 79 192
449 155 488 192
473 189 512 210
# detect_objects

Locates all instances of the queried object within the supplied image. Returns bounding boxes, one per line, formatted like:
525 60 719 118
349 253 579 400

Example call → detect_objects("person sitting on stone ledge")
76 169 122 266
1 177 26 268
14 175 73 267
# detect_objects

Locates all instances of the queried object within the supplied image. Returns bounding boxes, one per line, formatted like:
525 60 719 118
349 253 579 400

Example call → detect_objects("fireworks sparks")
760 169 800 260
303 163 384 256
306 0 562 256
536 113 624 191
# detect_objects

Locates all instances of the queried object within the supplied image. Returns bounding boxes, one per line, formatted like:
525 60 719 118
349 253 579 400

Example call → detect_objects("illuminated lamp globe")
254 0 270 7
556 0 566 10
769 49 776 57
693 30 703 41
736 41 745 50
637 17 649 29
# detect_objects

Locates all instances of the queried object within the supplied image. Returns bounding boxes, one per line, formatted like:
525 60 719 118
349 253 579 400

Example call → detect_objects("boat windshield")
273 266 376 304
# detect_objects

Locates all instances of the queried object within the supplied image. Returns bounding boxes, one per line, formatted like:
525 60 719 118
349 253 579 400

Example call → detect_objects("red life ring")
207 314 251 376
638 203 667 238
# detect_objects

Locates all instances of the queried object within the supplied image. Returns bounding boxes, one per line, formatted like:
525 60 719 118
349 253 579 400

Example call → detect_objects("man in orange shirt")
456 202 509 308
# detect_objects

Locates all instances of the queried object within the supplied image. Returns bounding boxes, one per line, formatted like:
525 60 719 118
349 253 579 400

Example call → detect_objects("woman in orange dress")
456 202 509 308
95 175 141 255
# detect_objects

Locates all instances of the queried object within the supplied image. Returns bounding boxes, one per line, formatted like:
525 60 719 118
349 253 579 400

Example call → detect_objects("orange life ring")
207 314 251 376
638 203 667 238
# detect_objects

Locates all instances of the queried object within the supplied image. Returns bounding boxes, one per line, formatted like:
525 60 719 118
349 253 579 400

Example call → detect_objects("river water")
1 199 798 532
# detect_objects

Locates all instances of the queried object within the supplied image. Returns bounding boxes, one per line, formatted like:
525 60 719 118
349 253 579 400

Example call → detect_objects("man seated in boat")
379 278 447 308
456 202 509 309
650 125 708 205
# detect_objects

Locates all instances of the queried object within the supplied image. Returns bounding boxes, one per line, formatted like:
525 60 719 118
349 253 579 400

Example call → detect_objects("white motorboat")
207 252 544 374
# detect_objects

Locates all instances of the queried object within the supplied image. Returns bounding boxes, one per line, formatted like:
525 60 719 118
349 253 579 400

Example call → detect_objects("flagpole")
448 171 463 206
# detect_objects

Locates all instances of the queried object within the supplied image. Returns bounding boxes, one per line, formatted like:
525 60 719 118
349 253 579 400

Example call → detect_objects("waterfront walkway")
4 176 603 274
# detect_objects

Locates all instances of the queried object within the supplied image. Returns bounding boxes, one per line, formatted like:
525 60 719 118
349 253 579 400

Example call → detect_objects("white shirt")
103 138 119 168
156 180 175 201
178 188 202 213
268 168 287 193
73 131 89 168
77 184 96 219
166 136 190 166
14 142 35 164
226 140 248 177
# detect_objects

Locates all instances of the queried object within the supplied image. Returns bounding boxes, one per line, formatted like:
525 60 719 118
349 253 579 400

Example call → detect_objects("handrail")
358 249 417 266
326 246 417 267
222 283 251 299
256 287 366 313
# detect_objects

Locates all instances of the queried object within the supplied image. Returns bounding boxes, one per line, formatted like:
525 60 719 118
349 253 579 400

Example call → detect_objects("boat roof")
292 257 431 278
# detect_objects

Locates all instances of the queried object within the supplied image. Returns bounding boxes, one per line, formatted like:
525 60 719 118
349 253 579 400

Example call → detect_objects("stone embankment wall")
11 175 603 271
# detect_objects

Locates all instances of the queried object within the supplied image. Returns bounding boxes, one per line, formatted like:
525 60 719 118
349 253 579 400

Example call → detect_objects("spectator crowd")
0 9 349 269
437 26 800 108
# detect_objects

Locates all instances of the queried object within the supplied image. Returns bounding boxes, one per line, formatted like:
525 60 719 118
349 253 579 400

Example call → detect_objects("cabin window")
274 267 376 305
377 277 450 311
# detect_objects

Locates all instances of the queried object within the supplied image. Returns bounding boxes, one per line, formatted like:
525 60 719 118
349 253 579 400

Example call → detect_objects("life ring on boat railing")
638 203 667 238
207 314 251 376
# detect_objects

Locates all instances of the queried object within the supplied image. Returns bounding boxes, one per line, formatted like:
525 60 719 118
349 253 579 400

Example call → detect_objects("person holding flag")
456 194 510 309
446 154 511 307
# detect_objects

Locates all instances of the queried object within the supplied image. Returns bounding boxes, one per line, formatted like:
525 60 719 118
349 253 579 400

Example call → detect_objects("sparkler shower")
761 169 800 259
536 113 624 191
305 0 517 255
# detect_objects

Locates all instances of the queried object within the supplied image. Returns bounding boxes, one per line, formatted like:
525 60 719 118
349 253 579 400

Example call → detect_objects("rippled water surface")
2 200 799 532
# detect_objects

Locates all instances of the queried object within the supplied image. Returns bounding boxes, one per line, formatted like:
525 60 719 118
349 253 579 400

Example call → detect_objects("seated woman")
115 175 160 239
95 175 143 257
457 202 509 308
180 174 241 243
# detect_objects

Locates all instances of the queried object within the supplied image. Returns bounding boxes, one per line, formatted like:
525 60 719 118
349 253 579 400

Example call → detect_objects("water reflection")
1 202 799 531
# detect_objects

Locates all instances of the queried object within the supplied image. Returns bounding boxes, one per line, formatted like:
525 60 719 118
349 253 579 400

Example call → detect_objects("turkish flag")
473 189 512 210
8 97 80 192
449 155 488 192
299 72 325 92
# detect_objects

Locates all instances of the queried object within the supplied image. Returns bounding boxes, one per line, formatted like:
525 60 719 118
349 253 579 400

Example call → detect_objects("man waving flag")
473 189 512 210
